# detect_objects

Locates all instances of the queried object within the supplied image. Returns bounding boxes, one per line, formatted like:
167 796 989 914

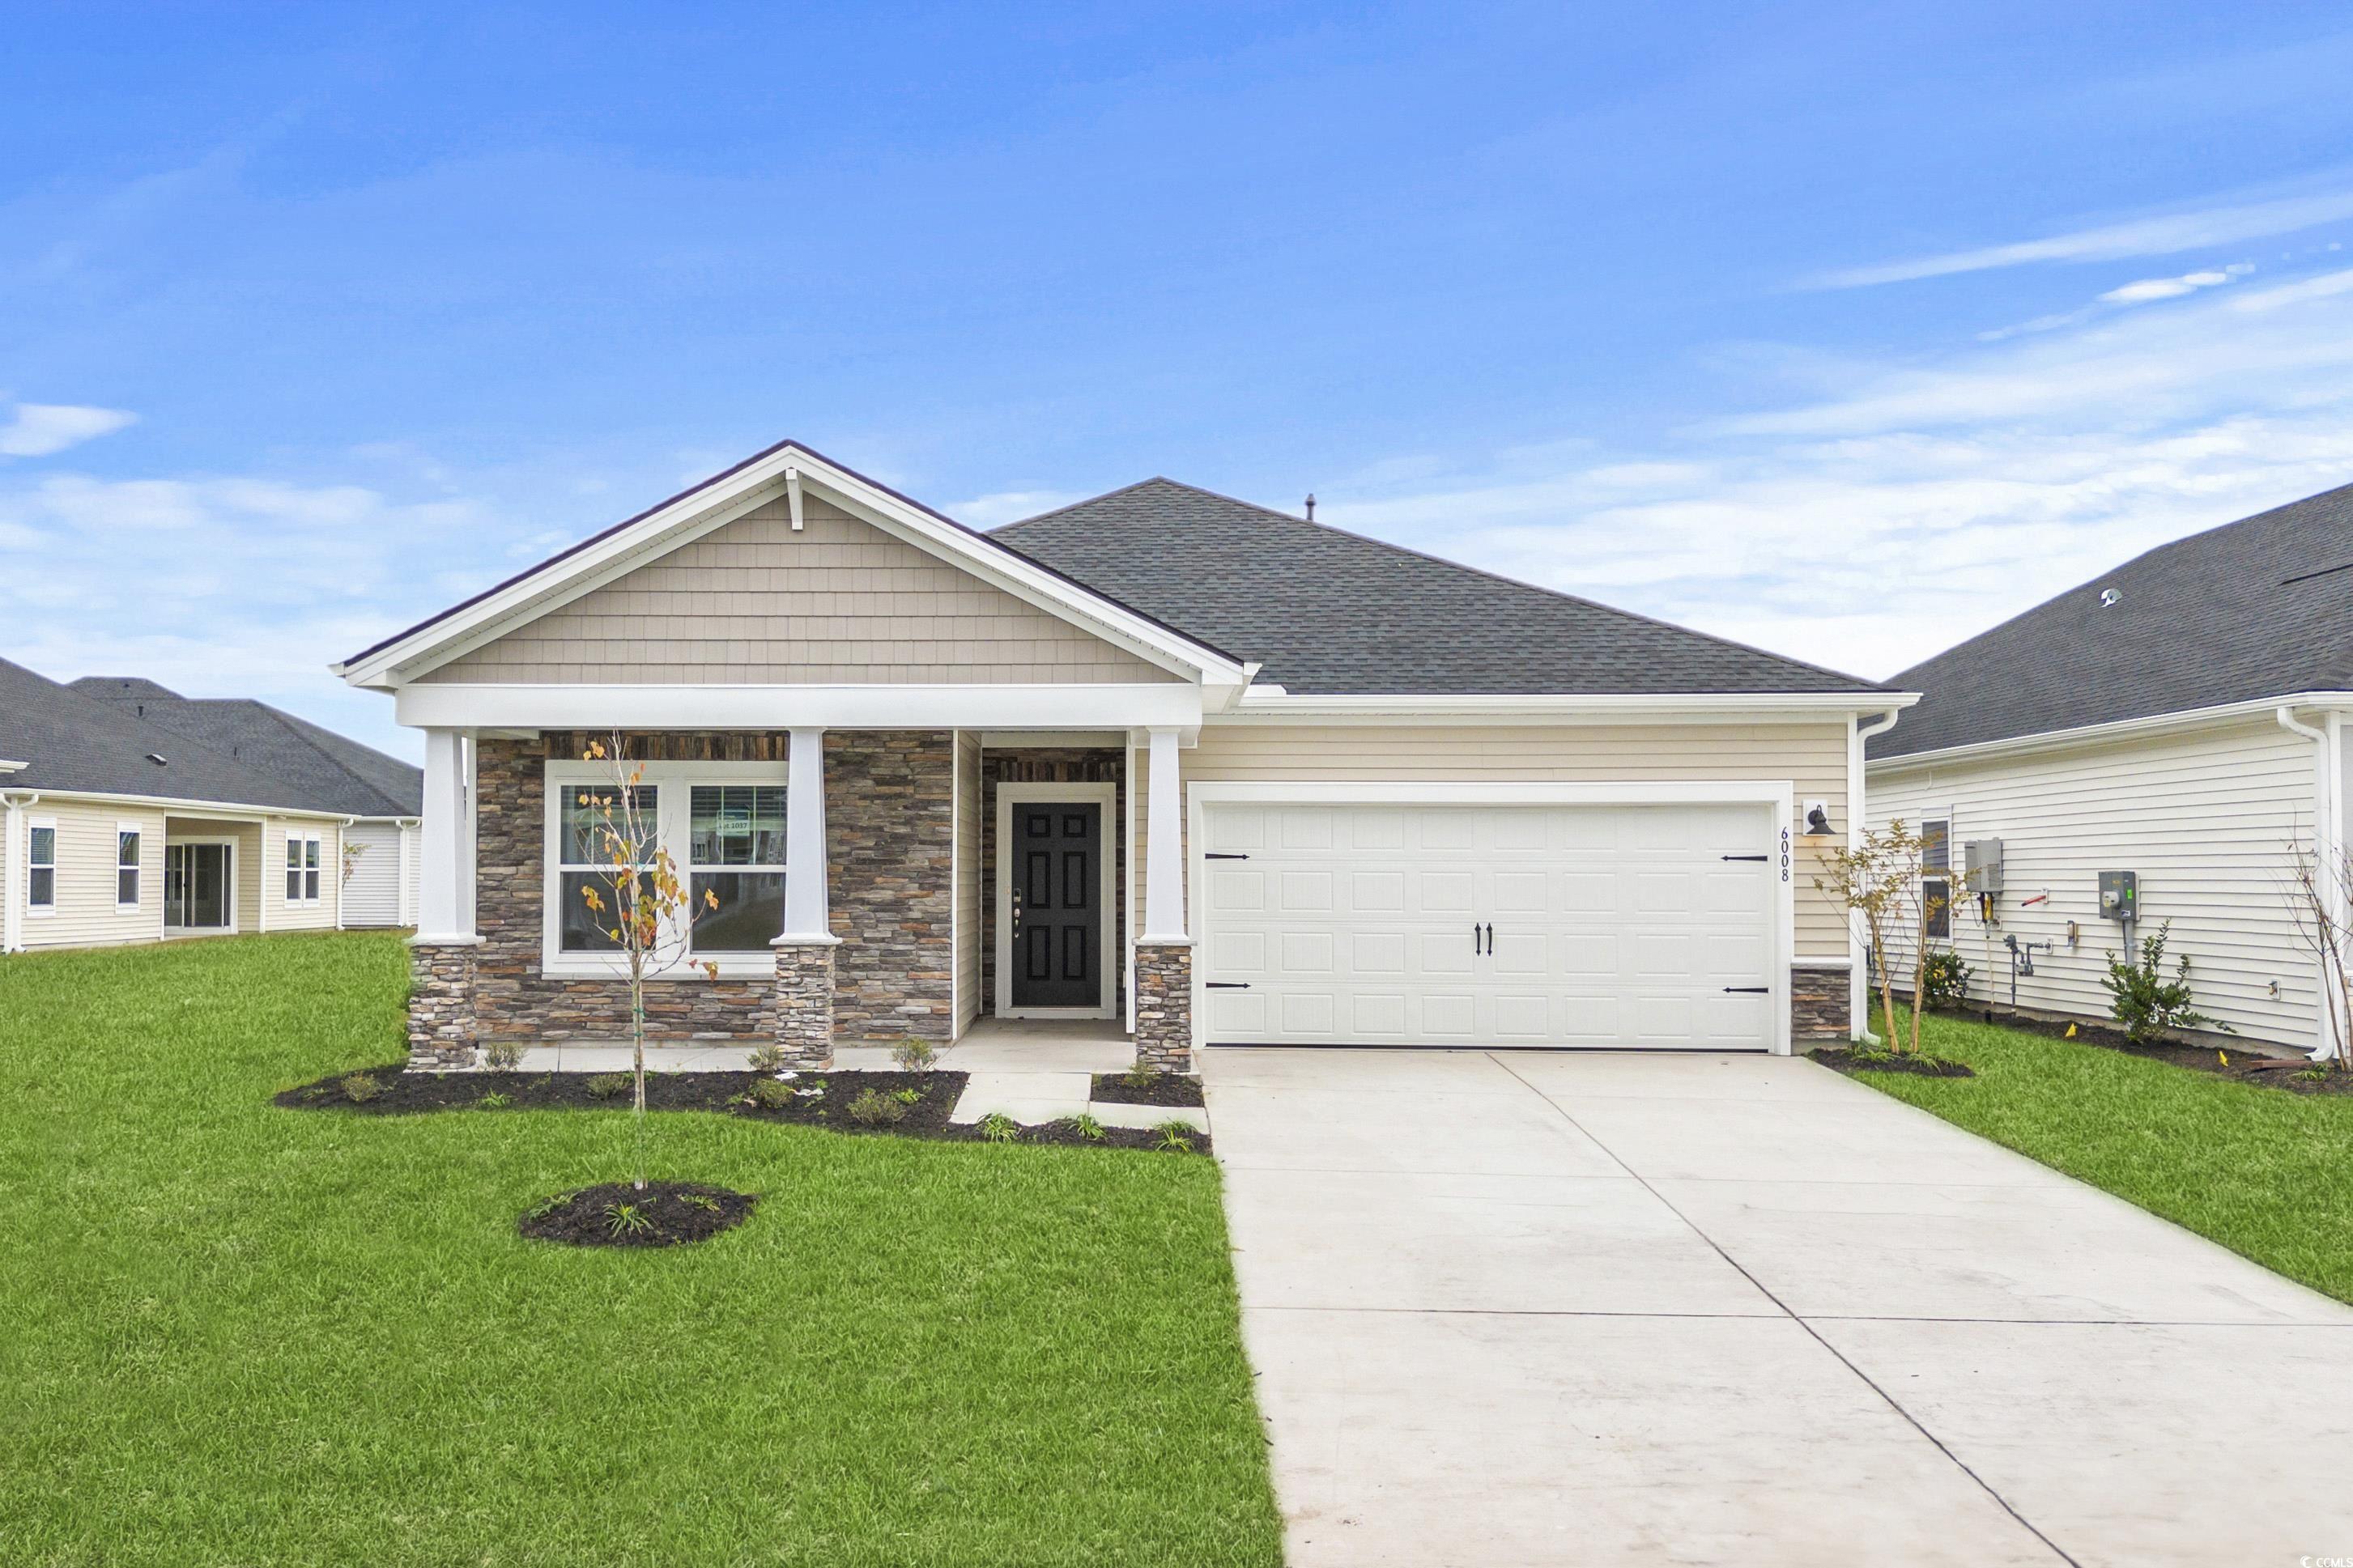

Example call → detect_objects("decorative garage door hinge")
1721 854 1769 862
1206 981 1251 989
1204 852 1250 860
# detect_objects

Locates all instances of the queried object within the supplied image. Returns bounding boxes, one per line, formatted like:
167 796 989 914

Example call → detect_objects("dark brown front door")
1011 802 1102 1009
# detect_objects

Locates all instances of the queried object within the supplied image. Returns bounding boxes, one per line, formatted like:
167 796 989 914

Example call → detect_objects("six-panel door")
1198 801 1776 1048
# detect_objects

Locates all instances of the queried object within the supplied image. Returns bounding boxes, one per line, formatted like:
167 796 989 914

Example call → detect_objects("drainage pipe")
2279 705 2347 1061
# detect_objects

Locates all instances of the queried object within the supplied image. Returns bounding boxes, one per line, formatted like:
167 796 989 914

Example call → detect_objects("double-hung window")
687 785 787 953
117 828 142 908
28 822 56 910
558 784 660 952
1921 816 1952 941
285 831 322 903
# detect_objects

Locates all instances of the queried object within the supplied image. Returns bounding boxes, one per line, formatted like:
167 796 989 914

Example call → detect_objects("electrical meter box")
2098 870 2139 922
1964 839 2004 894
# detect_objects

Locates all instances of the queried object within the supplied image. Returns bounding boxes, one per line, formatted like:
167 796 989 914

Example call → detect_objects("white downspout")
1851 710 1902 1045
1 792 23 954
2279 705 2344 1061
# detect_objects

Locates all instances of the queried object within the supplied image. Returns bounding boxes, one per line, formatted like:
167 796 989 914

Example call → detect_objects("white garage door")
1198 800 1780 1049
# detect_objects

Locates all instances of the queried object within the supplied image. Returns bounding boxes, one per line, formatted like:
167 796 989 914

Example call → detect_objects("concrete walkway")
1202 1047 2353 1567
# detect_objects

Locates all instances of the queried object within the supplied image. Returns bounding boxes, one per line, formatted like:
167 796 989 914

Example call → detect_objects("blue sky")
10 3 2353 759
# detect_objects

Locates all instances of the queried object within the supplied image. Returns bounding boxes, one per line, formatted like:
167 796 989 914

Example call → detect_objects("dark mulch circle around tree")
1923 1006 2353 1095
1810 1047 1976 1080
274 1065 1215 1152
518 1180 756 1247
1088 1071 1206 1107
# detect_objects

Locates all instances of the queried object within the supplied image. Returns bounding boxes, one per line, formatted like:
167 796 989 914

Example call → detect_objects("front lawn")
1844 1009 2353 1305
0 933 1281 1566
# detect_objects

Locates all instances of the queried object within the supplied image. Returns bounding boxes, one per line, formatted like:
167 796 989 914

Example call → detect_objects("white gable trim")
335 443 1249 691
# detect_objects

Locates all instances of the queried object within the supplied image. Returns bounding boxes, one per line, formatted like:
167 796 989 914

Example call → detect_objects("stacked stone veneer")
1133 941 1194 1073
1791 965 1851 1042
464 732 951 1049
773 941 837 1068
406 941 482 1069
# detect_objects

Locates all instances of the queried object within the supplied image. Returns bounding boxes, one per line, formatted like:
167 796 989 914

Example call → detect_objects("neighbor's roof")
992 478 1887 696
70 678 422 816
0 659 420 815
1872 482 2353 762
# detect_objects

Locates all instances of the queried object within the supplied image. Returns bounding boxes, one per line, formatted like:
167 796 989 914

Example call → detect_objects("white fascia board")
1215 691 1917 725
0 786 341 820
393 682 1207 732
340 443 1246 690
1188 779 1797 805
1866 691 2353 775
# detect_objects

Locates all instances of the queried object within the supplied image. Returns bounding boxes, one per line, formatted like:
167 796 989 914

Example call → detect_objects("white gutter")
1225 691 1920 720
1850 710 1903 1045
2279 705 2347 1062
0 784 351 822
1874 691 2353 772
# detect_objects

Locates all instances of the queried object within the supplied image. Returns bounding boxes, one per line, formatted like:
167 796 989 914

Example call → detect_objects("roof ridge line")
192 699 413 816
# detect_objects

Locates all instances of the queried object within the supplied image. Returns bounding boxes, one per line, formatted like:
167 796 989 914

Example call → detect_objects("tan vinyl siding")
1870 715 2322 1051
18 801 165 950
262 819 341 932
423 495 1180 686
954 731 982 1034
341 821 404 927
1153 720 1853 958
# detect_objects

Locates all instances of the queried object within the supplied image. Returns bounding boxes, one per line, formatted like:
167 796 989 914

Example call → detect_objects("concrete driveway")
1202 1047 2353 1567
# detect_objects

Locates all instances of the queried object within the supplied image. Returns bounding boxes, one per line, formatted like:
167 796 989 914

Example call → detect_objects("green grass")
1846 1008 2353 1304
0 933 1281 1566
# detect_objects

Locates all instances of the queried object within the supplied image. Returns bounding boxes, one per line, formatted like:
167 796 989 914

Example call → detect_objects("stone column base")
1791 964 1851 1042
406 937 484 1071
1134 939 1195 1074
772 937 840 1069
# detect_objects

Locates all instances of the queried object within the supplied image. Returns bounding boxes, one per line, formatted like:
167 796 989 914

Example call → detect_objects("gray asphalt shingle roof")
1872 482 2353 761
992 478 1886 696
0 661 420 816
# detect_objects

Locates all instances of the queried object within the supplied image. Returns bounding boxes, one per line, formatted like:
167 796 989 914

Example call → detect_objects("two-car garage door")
1197 799 1781 1050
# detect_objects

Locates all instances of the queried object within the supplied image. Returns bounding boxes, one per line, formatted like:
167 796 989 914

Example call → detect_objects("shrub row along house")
0 662 422 951
338 440 1913 1073
1869 482 2353 1059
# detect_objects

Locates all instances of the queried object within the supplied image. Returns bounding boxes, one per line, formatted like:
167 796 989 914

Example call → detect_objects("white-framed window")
1921 815 1952 941
28 819 56 911
117 826 143 909
285 831 322 903
543 761 789 974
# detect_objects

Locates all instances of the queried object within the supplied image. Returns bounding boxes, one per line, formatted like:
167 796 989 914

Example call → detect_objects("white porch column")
415 727 473 941
1142 725 1187 941
781 727 833 939
1 796 22 954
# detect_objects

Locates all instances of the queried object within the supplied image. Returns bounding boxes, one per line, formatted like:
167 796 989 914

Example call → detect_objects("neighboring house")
0 662 423 953
343 440 1908 1073
1868 482 2353 1058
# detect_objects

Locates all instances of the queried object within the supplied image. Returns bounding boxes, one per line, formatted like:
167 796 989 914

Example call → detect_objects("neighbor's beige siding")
423 495 1179 686
261 819 343 932
1870 714 2323 1050
1142 721 1853 958
18 800 165 950
954 730 982 1035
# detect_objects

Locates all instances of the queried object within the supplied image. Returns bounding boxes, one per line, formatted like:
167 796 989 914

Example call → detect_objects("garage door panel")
1198 801 1776 1050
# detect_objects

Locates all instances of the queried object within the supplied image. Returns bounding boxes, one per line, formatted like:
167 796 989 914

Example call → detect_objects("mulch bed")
1810 1047 1976 1080
1089 1071 1206 1107
1937 1007 2353 1097
276 1066 1215 1152
518 1180 756 1247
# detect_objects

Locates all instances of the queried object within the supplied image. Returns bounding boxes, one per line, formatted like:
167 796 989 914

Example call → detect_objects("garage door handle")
1722 986 1769 994
1721 854 1769 862
1204 852 1250 860
1206 981 1250 989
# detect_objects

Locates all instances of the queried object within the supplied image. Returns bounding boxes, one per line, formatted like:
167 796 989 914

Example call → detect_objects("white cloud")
947 488 1087 529
2096 266 2245 304
0 402 137 457
1812 188 2353 288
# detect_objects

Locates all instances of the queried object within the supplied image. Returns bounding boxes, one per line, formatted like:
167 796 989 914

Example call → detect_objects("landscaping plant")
1812 818 1947 1055
2283 837 2353 1069
571 733 722 1191
1920 948 1972 1012
2102 921 2213 1046
891 1035 938 1072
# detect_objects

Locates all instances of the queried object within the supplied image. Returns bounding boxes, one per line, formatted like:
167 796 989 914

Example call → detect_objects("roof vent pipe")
1303 494 1315 521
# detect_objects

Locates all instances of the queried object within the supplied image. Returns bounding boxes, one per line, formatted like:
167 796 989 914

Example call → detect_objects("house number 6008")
1779 828 1790 883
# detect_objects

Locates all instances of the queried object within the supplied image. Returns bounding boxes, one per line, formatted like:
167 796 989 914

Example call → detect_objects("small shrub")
891 1086 921 1105
1151 1120 1195 1154
683 1193 721 1213
1062 1112 1106 1142
482 1039 523 1071
891 1036 938 1072
1120 1060 1157 1090
977 1112 1020 1143
747 1042 789 1076
2101 922 2216 1045
524 1190 573 1221
476 1091 513 1110
2293 1068 2329 1083
847 1087 908 1125
1919 948 1972 1011
340 1073 383 1103
602 1202 653 1239
747 1077 796 1110
585 1073 631 1100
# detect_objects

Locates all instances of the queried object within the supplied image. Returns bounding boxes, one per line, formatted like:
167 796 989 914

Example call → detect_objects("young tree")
2283 837 2352 1069
1811 818 1946 1055
572 734 720 1189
